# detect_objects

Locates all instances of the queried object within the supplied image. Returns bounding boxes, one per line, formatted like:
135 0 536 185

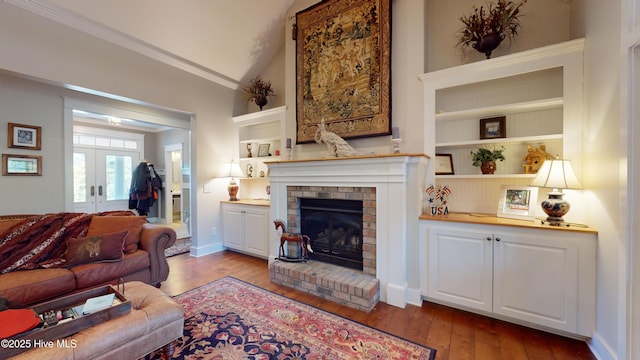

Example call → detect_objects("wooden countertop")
420 212 598 234
221 199 270 207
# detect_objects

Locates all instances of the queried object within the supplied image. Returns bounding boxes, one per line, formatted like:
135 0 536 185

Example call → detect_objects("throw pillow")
87 215 146 254
64 230 128 267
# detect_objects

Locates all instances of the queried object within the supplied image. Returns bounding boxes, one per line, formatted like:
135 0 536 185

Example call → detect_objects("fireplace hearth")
300 198 363 270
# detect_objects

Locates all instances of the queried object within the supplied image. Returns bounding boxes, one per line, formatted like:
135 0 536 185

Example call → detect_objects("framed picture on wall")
497 185 538 220
295 0 391 143
2 154 42 176
8 123 41 150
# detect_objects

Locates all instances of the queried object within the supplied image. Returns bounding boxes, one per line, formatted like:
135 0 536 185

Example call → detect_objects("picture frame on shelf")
480 116 506 140
8 123 41 150
435 154 454 175
257 144 270 157
497 185 538 220
2 154 42 176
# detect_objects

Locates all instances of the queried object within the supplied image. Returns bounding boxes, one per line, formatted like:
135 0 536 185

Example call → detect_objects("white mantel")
266 153 429 308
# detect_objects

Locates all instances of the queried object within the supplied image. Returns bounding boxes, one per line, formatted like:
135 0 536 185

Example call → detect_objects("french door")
73 147 139 213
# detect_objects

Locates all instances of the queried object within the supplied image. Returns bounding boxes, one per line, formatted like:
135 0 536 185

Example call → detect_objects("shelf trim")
436 134 563 148
239 137 280 144
232 106 286 125
435 98 563 121
240 156 281 161
436 174 536 179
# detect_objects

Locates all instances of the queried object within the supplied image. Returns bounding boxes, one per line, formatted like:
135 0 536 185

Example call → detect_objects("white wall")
579 1 625 358
426 0 572 71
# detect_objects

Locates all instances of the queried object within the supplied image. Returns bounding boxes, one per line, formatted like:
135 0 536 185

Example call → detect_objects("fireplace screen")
300 198 363 270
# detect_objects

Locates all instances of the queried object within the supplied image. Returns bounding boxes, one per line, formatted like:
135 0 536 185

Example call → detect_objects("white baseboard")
588 331 617 360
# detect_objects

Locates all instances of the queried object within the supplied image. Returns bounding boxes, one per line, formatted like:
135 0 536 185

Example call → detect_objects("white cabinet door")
427 226 493 312
244 207 268 257
493 230 578 333
423 220 593 336
222 204 245 250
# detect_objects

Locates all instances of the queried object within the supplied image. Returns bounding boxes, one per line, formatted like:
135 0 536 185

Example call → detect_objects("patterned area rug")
145 277 435 359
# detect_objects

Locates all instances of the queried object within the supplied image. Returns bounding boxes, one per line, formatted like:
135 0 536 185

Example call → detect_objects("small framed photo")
480 116 506 140
8 123 41 150
257 143 270 157
2 154 42 176
497 185 538 220
435 154 454 175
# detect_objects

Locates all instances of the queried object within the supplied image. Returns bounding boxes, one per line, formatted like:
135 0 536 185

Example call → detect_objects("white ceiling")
6 0 296 90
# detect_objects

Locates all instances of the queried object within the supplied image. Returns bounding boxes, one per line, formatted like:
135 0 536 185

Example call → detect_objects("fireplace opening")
300 198 363 271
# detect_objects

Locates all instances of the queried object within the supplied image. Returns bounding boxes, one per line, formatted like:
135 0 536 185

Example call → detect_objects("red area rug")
146 276 435 359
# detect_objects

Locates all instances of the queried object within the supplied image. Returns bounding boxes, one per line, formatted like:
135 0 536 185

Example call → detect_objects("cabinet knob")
495 237 501 242
486 237 492 241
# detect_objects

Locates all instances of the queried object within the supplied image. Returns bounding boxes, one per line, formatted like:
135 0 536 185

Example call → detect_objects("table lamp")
529 158 582 224
224 160 245 201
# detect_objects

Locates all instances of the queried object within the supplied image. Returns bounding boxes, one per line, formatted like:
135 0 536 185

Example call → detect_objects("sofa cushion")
87 216 147 254
64 231 128 267
0 268 76 307
71 250 150 289
0 218 24 233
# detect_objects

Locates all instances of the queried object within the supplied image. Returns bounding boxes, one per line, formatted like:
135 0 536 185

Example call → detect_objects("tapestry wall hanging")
295 0 391 144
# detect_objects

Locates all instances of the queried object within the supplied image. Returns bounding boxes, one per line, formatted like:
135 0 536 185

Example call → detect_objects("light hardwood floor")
161 250 595 360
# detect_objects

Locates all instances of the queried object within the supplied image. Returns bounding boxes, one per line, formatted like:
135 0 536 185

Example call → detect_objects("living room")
0 1 636 359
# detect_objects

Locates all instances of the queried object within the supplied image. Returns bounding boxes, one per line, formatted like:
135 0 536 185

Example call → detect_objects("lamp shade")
224 161 245 179
529 159 582 190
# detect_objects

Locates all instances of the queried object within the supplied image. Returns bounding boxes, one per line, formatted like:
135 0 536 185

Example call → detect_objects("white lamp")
223 160 245 201
529 158 582 224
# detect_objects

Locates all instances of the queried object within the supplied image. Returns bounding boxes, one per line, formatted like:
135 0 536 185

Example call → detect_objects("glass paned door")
74 147 139 213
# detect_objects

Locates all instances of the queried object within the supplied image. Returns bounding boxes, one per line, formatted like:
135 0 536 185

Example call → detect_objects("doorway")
163 143 190 239
64 97 193 240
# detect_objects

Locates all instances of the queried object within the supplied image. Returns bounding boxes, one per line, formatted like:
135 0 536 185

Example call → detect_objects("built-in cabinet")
420 39 584 180
420 215 596 337
221 202 269 258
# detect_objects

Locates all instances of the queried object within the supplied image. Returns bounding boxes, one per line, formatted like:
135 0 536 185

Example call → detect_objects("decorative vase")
480 161 496 174
473 33 504 59
254 96 268 111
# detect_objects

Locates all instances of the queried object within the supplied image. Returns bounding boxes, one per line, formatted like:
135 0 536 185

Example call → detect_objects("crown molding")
4 0 240 90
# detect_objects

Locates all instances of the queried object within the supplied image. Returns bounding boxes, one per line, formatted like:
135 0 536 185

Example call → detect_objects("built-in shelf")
435 98 563 122
233 106 286 189
436 174 536 180
436 134 563 148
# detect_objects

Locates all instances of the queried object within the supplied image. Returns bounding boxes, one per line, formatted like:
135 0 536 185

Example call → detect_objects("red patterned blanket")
0 211 132 273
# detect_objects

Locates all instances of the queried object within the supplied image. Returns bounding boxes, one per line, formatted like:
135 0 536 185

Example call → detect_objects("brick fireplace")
287 186 376 274
266 154 428 309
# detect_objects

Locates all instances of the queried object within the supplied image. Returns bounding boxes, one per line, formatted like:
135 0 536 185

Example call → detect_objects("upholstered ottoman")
11 281 184 360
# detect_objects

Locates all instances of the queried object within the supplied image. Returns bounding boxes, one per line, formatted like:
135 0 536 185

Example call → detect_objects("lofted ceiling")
6 0 297 90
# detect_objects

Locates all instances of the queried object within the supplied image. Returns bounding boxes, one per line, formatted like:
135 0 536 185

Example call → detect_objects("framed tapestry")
295 0 391 144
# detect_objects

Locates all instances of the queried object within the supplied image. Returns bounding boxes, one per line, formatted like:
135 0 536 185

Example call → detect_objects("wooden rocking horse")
274 219 312 261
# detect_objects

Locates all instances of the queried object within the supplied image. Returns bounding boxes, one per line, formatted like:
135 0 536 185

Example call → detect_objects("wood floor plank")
161 251 595 360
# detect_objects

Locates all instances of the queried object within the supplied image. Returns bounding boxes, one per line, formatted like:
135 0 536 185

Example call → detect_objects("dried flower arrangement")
456 0 527 58
243 75 275 110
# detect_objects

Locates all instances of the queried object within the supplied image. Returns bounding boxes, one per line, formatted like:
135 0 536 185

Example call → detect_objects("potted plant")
243 75 275 110
456 0 527 59
471 146 506 174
